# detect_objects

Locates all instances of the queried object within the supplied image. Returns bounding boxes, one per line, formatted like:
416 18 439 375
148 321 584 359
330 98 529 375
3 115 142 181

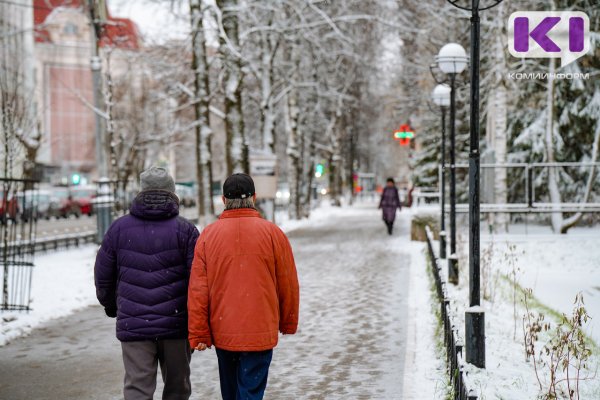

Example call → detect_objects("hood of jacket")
129 190 179 220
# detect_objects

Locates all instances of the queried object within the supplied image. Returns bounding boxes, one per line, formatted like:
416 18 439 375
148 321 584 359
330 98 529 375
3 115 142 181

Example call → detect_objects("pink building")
33 0 139 181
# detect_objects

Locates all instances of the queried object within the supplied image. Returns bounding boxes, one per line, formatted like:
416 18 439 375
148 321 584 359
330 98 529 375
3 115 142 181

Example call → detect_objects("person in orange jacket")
188 173 300 400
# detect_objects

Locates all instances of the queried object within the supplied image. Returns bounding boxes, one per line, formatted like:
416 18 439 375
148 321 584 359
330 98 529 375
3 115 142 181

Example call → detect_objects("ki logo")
508 11 590 68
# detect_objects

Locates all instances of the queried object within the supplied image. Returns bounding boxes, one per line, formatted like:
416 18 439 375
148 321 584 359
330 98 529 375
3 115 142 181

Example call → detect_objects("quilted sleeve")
94 225 118 313
188 233 212 348
274 228 300 334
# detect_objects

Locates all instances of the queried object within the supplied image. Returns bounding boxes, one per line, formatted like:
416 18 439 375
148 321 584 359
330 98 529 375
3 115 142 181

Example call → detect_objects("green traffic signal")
315 163 325 178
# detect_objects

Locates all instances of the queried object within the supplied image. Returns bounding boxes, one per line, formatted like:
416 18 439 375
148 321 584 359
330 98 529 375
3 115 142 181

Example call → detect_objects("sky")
108 0 191 43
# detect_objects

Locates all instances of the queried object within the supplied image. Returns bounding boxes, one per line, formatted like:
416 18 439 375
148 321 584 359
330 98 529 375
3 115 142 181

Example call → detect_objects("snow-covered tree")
0 1 40 181
190 0 215 218
216 0 248 175
508 0 600 233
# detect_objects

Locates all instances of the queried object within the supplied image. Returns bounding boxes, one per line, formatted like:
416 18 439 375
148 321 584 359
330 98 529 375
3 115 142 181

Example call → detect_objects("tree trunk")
544 58 563 233
302 139 316 218
285 92 301 220
487 85 509 232
217 0 248 175
190 0 215 219
328 115 342 207
328 152 342 207
347 126 356 206
298 52 319 218
259 32 277 153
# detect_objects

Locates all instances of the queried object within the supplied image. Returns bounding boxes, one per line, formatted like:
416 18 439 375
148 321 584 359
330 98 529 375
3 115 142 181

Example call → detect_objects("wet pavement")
0 204 410 399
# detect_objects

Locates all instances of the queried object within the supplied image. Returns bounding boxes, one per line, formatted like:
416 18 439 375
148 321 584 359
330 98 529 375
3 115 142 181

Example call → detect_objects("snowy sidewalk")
0 202 442 399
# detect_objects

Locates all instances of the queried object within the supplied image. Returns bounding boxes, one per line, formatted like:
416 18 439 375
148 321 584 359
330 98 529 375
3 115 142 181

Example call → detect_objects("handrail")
425 225 480 400
0 231 98 253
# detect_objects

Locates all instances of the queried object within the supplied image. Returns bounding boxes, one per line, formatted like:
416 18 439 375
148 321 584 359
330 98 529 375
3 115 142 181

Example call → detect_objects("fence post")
527 165 533 208
465 306 485 368
424 225 479 400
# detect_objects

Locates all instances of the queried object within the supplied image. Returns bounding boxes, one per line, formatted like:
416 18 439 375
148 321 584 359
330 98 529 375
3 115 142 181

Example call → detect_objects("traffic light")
71 173 81 185
315 163 324 178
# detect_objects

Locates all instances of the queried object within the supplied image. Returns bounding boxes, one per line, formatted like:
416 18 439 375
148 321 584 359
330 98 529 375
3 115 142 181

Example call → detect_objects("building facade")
33 0 139 184
0 0 36 178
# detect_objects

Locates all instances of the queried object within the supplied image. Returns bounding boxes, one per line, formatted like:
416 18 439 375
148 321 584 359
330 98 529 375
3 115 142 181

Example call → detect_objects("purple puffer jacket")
94 190 199 342
379 186 402 222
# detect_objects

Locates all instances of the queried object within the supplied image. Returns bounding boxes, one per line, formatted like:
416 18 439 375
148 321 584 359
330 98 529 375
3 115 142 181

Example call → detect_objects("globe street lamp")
447 0 504 370
432 84 451 260
435 43 468 285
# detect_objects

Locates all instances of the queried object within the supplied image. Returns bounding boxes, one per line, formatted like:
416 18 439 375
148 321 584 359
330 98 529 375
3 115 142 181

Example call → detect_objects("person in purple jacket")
94 166 199 400
378 177 402 235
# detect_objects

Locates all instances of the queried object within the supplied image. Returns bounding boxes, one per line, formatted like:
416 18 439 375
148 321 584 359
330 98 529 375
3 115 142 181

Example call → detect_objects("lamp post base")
465 306 485 368
95 178 113 244
448 254 458 284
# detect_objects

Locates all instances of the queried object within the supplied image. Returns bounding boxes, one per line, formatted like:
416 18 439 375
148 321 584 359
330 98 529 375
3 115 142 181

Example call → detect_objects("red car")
50 187 93 218
0 191 19 223
70 187 95 216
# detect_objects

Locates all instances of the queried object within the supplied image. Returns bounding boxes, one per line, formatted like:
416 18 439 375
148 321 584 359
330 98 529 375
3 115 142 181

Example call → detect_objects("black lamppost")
432 84 451 260
435 43 468 284
447 0 504 369
87 0 113 243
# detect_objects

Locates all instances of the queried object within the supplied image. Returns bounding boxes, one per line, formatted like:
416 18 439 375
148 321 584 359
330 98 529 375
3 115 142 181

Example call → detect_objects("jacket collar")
219 208 261 219
130 190 179 220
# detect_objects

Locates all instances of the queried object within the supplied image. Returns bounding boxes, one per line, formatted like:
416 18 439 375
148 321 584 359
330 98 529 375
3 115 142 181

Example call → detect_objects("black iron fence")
0 178 39 311
424 225 479 400
436 162 600 213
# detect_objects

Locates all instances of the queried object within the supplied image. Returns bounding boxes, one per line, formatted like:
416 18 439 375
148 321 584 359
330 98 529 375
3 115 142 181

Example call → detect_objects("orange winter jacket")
188 208 299 351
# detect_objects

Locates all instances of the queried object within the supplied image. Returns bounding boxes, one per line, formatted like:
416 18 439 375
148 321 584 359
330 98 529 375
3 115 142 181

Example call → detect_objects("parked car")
18 190 61 221
70 186 95 216
0 190 19 223
49 187 81 218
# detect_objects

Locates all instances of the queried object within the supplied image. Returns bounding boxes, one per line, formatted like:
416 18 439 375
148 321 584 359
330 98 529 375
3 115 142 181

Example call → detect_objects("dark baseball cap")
223 173 255 199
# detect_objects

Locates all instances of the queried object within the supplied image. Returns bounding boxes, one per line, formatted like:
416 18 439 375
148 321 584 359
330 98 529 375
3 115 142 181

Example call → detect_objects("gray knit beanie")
140 166 176 193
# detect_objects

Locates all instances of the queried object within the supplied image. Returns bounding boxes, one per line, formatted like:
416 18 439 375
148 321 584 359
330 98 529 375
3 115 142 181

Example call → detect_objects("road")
29 207 200 239
0 204 410 399
34 215 96 239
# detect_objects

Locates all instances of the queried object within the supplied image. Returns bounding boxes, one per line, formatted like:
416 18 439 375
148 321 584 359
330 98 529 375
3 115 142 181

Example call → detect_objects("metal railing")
432 162 600 213
425 225 479 400
0 230 97 254
35 231 97 252
1 178 38 311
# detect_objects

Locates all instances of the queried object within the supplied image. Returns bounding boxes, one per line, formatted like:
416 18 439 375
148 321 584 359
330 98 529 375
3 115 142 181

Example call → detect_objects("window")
63 22 78 36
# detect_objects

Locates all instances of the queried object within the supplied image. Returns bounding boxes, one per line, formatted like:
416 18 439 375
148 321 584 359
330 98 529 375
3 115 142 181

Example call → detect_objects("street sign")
249 153 278 199
250 158 277 176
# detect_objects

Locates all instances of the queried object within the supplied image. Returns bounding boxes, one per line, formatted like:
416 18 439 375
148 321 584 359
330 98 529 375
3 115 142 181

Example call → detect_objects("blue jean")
215 348 273 400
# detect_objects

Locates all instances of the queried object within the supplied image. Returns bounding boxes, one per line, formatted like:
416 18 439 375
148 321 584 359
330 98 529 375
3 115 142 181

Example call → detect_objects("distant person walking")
188 173 300 400
94 166 199 400
379 177 402 235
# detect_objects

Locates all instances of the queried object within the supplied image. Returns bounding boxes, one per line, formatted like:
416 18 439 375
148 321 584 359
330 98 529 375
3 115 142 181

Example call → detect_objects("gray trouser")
121 339 191 400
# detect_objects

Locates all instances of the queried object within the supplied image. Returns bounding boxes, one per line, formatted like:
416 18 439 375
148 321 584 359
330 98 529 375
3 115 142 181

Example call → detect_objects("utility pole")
87 0 112 243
